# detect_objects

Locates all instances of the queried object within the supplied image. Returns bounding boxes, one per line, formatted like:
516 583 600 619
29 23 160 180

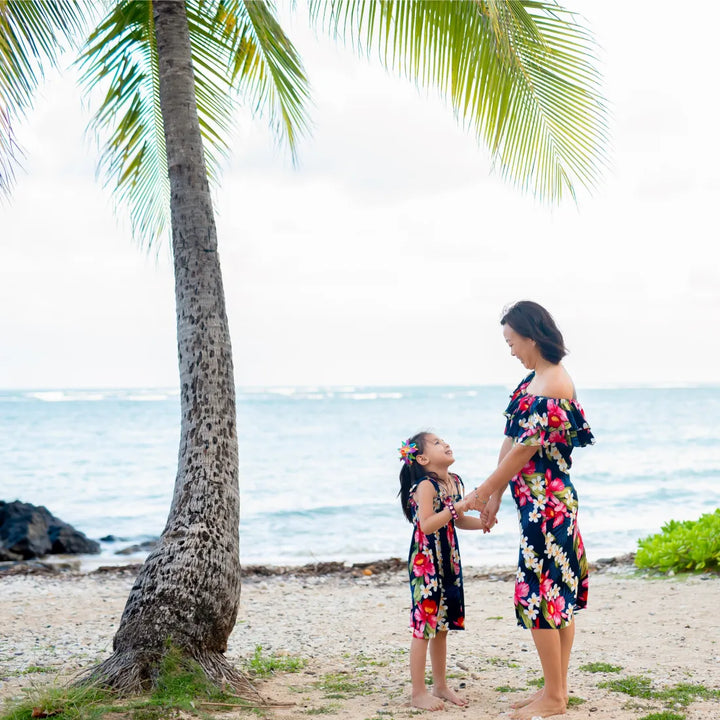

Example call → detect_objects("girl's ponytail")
398 432 429 523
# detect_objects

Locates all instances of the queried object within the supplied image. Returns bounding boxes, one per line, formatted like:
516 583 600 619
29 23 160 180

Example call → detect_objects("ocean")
1 385 719 569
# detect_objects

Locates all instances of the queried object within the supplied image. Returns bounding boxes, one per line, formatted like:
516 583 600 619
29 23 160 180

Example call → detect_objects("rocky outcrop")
0 500 100 561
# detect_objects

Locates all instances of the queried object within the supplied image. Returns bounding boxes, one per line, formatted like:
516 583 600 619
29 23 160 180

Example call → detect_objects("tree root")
77 649 262 702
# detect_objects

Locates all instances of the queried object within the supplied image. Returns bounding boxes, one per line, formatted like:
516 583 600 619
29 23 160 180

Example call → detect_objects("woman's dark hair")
398 431 433 523
501 300 567 364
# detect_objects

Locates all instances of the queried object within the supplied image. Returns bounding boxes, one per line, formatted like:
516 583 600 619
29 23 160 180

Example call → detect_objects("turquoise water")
1 385 719 568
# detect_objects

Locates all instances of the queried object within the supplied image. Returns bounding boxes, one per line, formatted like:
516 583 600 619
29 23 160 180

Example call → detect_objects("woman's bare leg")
511 622 575 709
510 628 568 719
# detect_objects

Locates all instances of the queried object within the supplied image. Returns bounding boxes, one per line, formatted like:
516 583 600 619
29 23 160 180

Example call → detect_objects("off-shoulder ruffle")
504 377 595 448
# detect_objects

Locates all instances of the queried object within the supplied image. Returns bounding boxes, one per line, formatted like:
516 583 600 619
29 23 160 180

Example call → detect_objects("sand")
1 561 719 719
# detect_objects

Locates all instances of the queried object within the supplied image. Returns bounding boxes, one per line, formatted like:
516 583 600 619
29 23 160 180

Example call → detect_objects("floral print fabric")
504 372 595 629
407 475 465 639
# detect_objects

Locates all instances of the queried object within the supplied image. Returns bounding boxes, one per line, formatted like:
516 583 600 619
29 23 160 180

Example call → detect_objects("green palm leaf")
77 0 311 246
0 0 96 196
309 0 608 202
78 1 172 246
209 0 311 158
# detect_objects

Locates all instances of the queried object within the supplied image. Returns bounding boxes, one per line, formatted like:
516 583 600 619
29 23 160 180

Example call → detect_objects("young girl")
398 431 487 711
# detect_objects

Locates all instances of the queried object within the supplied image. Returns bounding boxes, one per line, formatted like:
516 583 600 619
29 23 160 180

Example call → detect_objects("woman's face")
503 324 539 369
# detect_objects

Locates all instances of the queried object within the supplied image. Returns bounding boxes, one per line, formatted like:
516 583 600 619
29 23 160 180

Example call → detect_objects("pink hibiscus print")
413 598 439 636
519 395 534 413
514 580 530 607
412 552 435 581
513 478 533 507
539 571 554 598
545 469 565 494
546 596 566 626
542 495 569 530
546 400 568 428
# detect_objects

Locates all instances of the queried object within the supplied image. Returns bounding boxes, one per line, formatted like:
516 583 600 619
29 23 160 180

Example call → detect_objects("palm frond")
0 0 96 197
77 0 311 247
200 0 311 160
77 0 169 248
308 0 609 203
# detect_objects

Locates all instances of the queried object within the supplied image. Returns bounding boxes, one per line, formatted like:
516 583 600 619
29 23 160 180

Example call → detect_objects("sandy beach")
1 560 719 719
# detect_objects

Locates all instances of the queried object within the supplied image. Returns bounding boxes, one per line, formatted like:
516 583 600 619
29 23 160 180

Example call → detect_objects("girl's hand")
480 495 501 533
455 496 470 515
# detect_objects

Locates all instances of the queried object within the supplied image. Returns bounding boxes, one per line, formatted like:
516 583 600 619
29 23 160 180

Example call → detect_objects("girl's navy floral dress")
504 372 595 630
407 475 465 639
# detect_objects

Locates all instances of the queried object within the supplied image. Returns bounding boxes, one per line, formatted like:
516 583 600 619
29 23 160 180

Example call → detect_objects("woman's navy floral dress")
407 475 465 639
504 372 595 629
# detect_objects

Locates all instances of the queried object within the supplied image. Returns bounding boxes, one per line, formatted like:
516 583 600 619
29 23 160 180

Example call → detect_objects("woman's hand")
465 486 490 512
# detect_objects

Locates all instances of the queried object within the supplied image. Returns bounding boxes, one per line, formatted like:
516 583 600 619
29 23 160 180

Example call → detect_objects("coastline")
2 556 719 719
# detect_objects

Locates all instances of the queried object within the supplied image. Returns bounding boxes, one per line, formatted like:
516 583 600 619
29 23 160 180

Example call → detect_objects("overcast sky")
1 0 718 391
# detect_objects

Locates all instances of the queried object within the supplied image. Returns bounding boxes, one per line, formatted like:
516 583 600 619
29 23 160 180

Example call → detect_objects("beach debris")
114 539 158 555
31 708 61 718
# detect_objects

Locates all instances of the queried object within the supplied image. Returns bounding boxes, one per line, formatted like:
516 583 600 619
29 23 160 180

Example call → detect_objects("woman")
467 301 594 720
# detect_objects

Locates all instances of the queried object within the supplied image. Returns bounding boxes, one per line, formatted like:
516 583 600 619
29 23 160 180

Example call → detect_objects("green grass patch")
600 674 654 699
0 684 113 720
635 509 720 572
352 652 389 668
486 656 519 668
304 703 341 714
0 645 258 720
244 644 306 678
494 686 525 693
638 713 686 720
654 683 720 707
579 662 623 673
567 696 586 707
600 675 720 710
528 676 545 688
314 672 368 699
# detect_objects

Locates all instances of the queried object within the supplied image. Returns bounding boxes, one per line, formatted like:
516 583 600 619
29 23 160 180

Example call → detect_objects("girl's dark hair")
501 300 567 364
398 432 433 523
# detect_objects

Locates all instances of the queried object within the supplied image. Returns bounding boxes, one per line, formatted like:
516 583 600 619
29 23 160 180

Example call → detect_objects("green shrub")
635 509 720 573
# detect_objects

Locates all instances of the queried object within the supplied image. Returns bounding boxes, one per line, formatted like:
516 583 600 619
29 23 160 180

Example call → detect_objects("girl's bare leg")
429 631 468 707
510 627 568 719
410 637 444 710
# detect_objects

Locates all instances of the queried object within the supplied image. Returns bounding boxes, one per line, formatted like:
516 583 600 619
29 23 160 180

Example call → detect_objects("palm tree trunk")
91 0 244 691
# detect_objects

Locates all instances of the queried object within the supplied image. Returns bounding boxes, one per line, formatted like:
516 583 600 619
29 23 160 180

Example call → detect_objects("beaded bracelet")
443 497 458 520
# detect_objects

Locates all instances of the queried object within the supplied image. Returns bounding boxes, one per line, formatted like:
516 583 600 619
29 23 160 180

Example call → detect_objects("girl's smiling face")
503 324 539 369
416 434 455 470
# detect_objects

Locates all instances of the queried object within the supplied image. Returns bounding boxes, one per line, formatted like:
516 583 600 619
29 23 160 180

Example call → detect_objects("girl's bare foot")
412 691 445 711
432 685 468 707
509 695 567 719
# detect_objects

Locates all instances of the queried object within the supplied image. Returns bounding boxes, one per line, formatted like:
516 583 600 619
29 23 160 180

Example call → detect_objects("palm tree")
0 0 607 690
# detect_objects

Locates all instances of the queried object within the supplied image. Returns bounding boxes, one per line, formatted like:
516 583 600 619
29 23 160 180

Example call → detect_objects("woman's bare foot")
511 688 544 709
432 685 468 707
511 689 570 709
412 690 445 711
509 695 567 719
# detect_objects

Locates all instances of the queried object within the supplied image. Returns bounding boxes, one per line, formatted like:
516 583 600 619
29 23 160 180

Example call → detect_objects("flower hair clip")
398 440 418 465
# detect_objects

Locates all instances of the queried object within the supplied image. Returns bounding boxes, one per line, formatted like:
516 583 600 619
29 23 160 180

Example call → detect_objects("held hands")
465 486 490 512
464 487 499 533
480 497 500 534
